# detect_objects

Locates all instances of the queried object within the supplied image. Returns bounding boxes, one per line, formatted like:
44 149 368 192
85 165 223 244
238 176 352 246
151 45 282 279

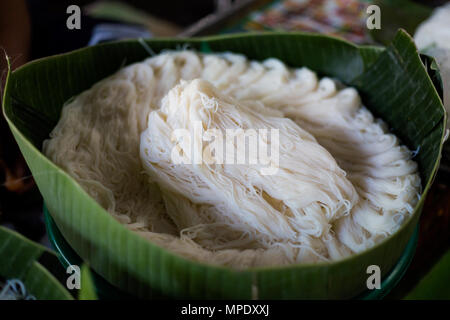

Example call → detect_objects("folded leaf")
2 30 445 299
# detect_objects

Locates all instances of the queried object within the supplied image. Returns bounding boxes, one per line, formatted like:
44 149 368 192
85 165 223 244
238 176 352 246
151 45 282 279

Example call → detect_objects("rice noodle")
43 51 421 268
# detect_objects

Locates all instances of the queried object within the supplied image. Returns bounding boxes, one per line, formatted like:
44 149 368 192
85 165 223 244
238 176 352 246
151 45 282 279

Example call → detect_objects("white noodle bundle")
141 79 359 260
43 50 421 268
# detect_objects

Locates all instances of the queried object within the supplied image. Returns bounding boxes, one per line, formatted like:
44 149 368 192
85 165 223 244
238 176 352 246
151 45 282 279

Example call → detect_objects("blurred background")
1 0 449 299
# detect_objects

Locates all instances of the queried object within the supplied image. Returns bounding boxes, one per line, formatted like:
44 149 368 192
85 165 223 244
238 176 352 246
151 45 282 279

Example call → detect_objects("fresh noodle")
43 51 421 268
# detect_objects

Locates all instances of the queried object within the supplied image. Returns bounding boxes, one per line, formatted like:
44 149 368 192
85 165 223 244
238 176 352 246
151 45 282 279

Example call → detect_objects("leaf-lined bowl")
2 30 446 299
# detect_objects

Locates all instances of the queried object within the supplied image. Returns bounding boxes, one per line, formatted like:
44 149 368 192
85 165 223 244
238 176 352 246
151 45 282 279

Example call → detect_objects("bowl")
3 30 445 299
43 204 419 300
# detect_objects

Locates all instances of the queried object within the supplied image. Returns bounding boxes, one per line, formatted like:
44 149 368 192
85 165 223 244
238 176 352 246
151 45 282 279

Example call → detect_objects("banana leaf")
0 226 73 300
0 225 97 300
2 30 446 299
78 264 98 300
405 248 450 300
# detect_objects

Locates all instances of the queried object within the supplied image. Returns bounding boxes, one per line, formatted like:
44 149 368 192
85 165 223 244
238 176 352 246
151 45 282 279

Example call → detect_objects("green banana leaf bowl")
2 30 446 299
